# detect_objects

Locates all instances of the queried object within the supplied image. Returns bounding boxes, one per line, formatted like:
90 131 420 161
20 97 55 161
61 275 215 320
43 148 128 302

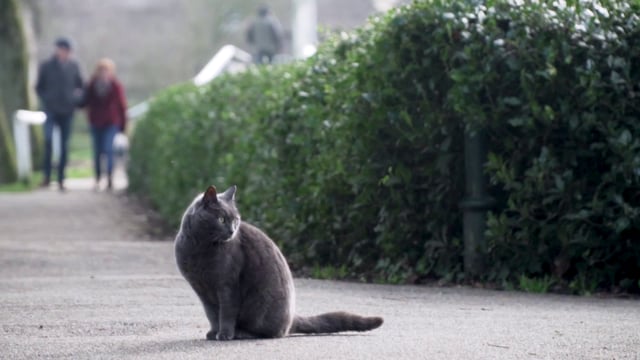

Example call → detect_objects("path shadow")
117 332 371 356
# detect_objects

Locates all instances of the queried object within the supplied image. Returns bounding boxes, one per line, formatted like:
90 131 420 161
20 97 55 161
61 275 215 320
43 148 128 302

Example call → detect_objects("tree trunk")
0 96 18 183
0 0 33 183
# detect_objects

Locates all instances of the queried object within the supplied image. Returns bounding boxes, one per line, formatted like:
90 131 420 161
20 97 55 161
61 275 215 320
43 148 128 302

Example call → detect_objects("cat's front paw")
206 330 217 341
216 330 235 341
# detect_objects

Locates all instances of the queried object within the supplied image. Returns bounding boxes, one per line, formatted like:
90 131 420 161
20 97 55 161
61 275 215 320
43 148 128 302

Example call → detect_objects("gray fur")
175 185 383 340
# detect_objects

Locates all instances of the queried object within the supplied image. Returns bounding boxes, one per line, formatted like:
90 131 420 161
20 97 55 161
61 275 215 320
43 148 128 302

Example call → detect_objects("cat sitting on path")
175 185 383 340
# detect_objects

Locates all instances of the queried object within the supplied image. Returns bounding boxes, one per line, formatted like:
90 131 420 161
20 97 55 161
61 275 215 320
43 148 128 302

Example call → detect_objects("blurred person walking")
246 5 284 64
36 37 84 191
84 58 127 191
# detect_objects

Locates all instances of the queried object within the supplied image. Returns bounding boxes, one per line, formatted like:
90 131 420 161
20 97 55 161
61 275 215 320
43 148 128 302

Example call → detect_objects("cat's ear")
203 185 219 207
221 185 237 202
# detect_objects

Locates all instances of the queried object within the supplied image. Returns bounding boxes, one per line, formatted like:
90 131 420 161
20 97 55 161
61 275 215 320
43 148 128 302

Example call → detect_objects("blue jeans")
90 125 118 180
43 112 73 183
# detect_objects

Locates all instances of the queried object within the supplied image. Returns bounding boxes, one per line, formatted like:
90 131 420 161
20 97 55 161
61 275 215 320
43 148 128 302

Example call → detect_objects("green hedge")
130 0 640 293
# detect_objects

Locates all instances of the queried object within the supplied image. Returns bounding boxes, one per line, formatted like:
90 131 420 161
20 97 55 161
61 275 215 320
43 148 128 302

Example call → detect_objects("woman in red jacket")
84 58 127 190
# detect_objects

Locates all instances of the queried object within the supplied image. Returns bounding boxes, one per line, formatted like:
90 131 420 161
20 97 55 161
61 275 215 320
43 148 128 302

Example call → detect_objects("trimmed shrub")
130 0 640 292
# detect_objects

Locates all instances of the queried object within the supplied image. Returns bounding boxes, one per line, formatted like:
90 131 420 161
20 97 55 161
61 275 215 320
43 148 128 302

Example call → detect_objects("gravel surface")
1 184 639 359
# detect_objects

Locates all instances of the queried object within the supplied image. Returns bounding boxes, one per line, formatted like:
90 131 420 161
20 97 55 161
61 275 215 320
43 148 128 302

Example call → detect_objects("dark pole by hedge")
460 128 493 279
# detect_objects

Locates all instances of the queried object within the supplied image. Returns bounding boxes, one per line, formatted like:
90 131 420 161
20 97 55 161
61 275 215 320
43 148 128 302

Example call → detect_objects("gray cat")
175 185 383 340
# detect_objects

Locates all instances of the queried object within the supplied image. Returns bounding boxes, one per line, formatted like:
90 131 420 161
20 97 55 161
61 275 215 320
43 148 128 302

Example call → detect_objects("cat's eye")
218 217 225 224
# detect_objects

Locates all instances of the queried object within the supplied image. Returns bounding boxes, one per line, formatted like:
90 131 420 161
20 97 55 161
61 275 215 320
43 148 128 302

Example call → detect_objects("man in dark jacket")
36 37 84 191
246 5 284 64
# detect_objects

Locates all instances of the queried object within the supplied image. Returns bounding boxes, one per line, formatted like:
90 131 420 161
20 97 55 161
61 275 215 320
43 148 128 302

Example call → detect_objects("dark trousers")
90 124 118 180
43 112 73 183
255 50 275 64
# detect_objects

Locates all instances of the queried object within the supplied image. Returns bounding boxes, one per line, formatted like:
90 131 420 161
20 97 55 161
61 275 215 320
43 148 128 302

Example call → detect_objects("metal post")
460 128 493 279
12 110 46 181
12 113 31 180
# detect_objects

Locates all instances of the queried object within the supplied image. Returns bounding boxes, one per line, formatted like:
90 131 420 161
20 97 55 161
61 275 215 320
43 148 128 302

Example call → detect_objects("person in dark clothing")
84 58 127 191
246 5 284 64
35 37 84 191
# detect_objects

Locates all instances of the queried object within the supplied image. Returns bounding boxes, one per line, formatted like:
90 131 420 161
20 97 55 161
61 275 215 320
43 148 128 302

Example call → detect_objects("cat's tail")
290 312 383 334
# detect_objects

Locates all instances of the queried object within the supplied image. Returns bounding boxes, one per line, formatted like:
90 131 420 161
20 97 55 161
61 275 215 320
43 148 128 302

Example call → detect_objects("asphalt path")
1 183 638 359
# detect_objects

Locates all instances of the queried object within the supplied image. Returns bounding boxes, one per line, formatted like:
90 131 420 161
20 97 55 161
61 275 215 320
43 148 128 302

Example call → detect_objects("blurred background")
2 0 638 293
0 0 405 185
25 0 404 104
